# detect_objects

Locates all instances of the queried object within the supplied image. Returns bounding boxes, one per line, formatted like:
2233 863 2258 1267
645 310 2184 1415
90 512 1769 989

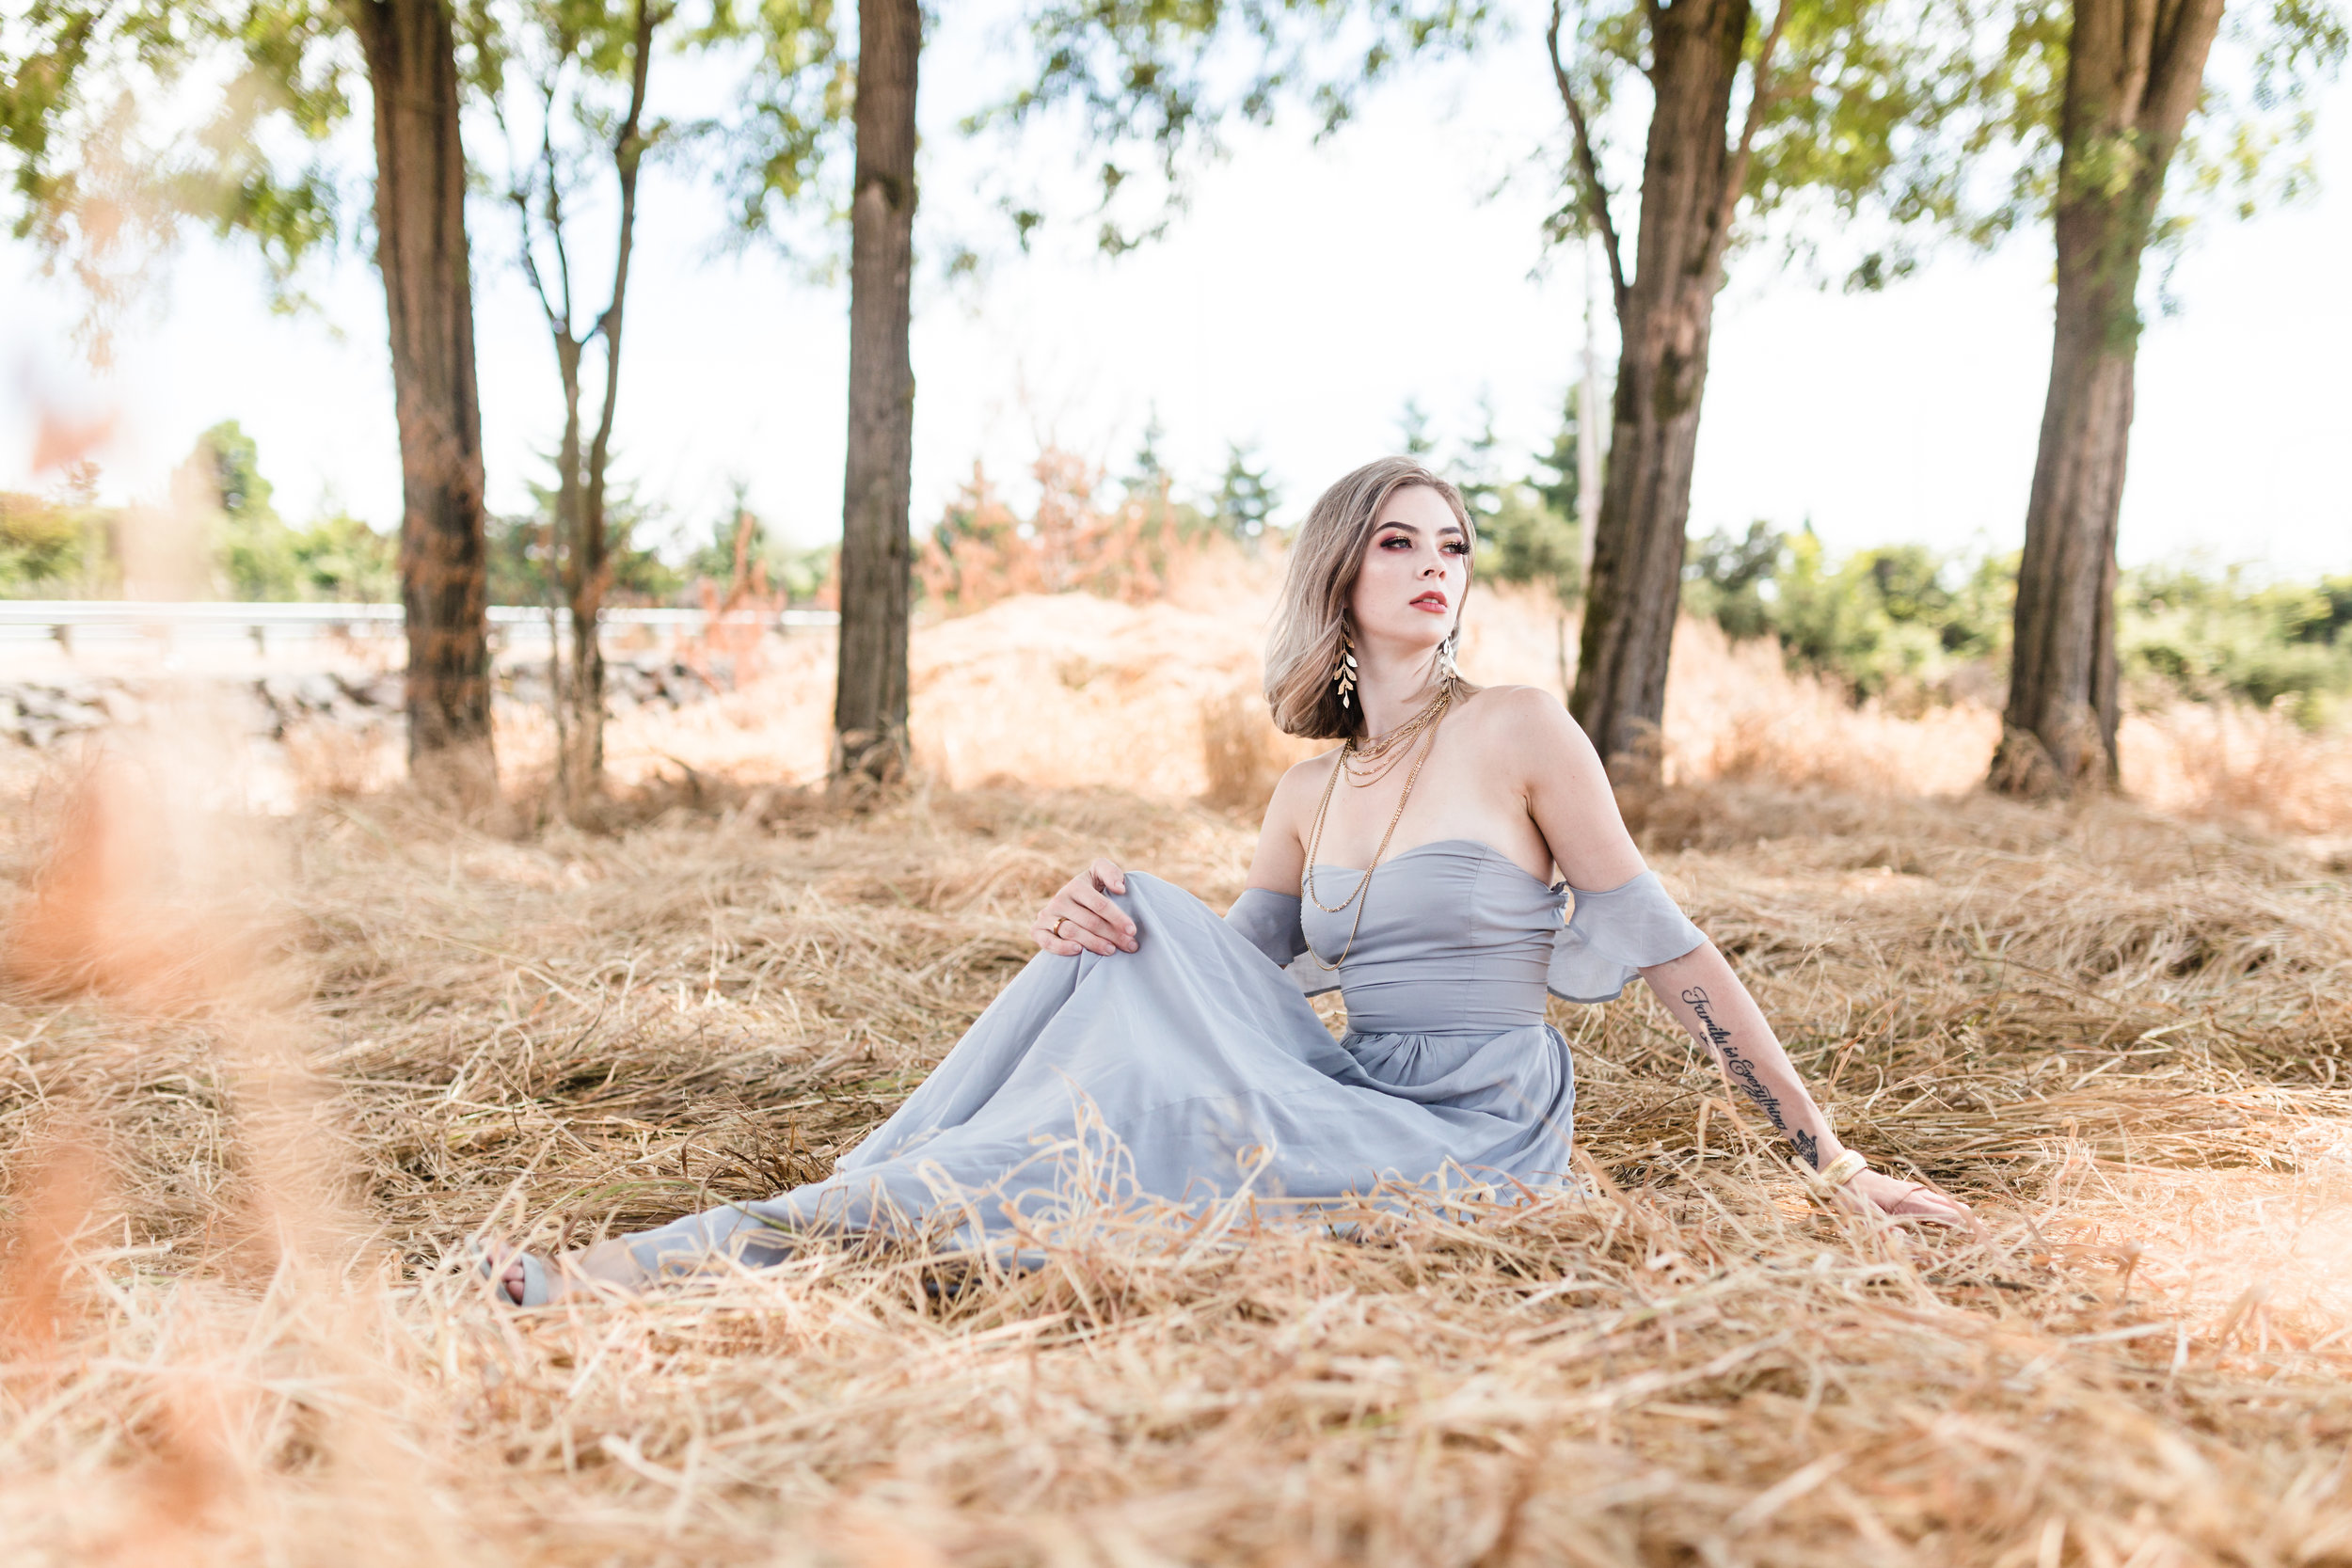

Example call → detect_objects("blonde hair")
1263 456 1474 739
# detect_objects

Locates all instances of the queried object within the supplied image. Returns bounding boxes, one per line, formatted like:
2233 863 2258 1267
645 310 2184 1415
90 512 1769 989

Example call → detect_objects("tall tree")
831 0 920 790
1988 0 2336 793
474 0 668 813
1541 0 2016 775
1 0 497 802
352 0 498 802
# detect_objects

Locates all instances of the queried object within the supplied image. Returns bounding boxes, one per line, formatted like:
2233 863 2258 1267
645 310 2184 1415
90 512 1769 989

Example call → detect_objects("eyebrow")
1375 521 1468 538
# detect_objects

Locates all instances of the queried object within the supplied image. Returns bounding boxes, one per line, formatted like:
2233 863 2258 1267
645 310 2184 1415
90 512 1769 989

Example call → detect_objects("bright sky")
3 6 2347 578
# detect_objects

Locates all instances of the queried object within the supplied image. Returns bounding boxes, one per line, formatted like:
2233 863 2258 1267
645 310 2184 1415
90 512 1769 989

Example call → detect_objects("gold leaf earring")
1437 627 1460 682
1332 631 1359 709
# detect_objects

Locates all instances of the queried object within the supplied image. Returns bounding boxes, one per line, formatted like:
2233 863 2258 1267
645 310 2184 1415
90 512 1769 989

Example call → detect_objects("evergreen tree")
1214 443 1279 544
1396 398 1436 459
1127 406 1170 499
1456 392 1504 521
1530 388 1582 525
183 421 298 601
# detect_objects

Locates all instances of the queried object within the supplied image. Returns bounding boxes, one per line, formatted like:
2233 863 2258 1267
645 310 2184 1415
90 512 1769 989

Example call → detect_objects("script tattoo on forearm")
1682 986 1822 1169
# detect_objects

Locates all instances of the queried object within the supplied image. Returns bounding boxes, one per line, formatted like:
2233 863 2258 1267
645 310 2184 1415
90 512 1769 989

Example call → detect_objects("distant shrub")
288 511 399 603
917 450 1217 615
1684 527 2352 727
2120 564 2352 726
1476 485 1581 605
1684 524 2012 710
0 492 111 596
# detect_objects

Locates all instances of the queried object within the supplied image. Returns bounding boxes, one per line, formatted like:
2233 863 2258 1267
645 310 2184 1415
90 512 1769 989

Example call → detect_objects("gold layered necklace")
1299 678 1456 970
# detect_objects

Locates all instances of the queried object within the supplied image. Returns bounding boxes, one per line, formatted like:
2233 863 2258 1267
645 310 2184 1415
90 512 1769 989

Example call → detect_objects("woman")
490 457 1967 1305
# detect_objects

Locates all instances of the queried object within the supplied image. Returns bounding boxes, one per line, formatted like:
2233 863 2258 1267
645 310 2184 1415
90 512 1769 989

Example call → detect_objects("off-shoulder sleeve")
1224 888 1342 997
1546 870 1707 1004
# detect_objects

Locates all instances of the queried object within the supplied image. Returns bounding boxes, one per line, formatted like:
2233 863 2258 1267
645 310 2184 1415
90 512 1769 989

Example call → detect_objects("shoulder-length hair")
1263 456 1474 739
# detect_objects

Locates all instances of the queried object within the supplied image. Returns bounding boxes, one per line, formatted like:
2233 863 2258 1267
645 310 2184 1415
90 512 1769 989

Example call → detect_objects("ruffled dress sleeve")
1224 888 1342 997
1546 870 1707 1004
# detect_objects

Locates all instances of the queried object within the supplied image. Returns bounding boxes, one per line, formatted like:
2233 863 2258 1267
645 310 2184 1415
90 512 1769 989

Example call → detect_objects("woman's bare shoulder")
1265 745 1342 821
1454 684 1591 760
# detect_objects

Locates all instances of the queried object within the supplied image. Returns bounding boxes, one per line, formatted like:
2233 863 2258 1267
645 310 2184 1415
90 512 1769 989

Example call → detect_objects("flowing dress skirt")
614 871 1577 1276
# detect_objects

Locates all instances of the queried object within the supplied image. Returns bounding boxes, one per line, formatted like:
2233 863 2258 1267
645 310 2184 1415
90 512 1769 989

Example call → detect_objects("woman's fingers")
1066 882 1137 950
1030 868 1139 957
1837 1169 1976 1230
1042 903 1124 956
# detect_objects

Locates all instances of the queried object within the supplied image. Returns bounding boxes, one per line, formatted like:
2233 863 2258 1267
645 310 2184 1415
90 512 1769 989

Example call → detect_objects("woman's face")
1346 484 1469 654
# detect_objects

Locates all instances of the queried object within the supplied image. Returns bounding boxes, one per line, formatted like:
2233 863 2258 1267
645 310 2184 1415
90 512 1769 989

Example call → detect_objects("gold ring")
1050 916 1068 938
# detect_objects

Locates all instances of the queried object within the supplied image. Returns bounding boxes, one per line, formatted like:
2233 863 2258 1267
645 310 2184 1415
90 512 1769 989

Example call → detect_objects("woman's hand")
1841 1166 1977 1229
1031 858 1138 957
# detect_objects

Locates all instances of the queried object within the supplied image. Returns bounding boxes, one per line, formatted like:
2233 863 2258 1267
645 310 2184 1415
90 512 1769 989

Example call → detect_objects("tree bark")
1992 0 2225 796
1560 0 1765 781
831 0 920 791
349 0 495 806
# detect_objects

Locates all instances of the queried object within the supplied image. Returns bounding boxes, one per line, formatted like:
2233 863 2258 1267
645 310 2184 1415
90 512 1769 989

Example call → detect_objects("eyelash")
1381 535 1470 554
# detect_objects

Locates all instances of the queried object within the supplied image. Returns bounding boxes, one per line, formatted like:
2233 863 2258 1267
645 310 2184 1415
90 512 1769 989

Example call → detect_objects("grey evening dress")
616 840 1704 1276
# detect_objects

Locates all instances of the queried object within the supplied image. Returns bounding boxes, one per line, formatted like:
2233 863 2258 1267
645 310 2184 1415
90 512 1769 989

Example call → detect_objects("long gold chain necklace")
1299 684 1454 971
1340 682 1452 787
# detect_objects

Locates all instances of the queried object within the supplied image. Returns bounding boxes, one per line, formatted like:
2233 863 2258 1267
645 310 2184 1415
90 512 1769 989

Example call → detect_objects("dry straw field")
4 563 2352 1566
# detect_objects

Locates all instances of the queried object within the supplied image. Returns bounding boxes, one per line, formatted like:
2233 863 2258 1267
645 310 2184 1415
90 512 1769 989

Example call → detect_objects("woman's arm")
1643 944 1967 1221
1501 689 1971 1225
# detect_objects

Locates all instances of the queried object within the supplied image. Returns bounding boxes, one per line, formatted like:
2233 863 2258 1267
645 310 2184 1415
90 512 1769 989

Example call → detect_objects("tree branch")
538 76 578 336
1711 0 1797 268
584 0 660 586
1548 0 1629 320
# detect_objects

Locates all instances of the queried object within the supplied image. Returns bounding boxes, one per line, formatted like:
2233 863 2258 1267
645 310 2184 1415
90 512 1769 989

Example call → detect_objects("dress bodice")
1223 840 1708 1013
1298 841 1565 1035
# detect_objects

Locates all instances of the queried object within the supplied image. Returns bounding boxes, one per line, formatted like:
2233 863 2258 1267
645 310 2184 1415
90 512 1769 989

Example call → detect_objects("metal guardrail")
0 600 839 653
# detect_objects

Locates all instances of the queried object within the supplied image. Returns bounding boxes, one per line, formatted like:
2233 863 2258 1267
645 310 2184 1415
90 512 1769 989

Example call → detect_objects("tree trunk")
559 0 656 815
1992 0 2225 796
551 337 589 808
1566 0 1754 781
831 0 920 791
349 0 495 806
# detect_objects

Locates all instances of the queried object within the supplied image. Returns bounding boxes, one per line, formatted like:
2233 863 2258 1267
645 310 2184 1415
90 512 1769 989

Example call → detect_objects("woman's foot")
483 1238 645 1305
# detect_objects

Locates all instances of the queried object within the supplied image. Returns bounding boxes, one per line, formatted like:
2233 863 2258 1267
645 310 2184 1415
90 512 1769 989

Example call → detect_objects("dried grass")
4 578 2352 1564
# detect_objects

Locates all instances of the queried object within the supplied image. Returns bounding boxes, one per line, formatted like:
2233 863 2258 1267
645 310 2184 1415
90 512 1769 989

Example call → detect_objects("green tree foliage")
988 2 1483 253
0 0 351 355
174 421 400 602
183 420 294 599
1213 441 1279 544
